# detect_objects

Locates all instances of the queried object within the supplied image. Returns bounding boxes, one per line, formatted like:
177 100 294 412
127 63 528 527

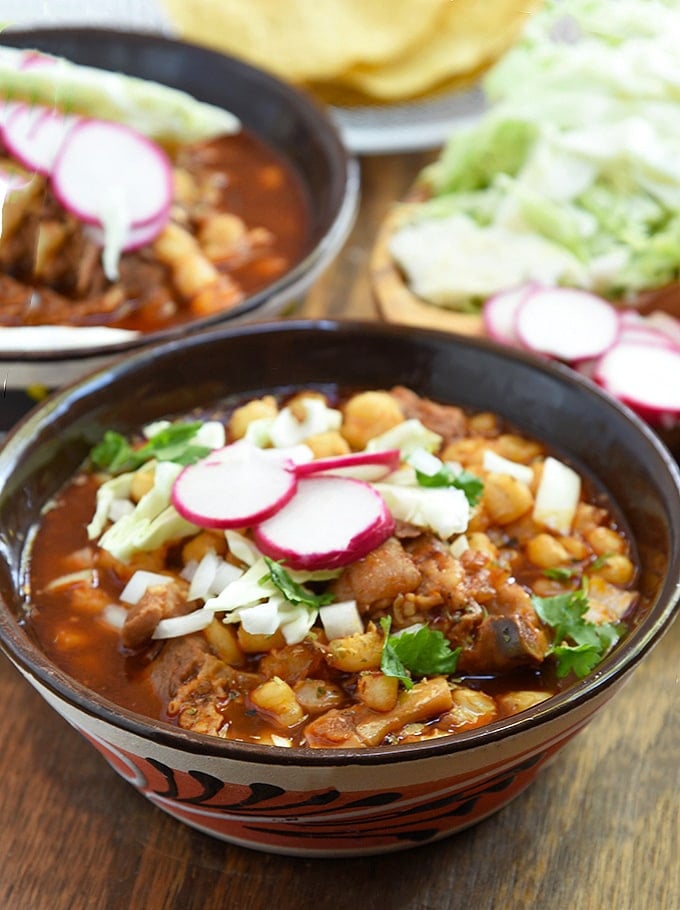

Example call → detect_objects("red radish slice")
483 284 535 345
293 449 400 481
594 341 680 418
20 51 58 70
515 287 620 362
4 104 81 175
617 324 677 349
85 207 169 253
254 475 395 571
51 119 172 228
0 101 21 130
644 311 680 348
172 442 298 529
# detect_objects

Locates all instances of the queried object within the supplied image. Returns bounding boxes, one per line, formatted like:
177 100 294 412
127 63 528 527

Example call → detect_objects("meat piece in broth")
330 537 421 612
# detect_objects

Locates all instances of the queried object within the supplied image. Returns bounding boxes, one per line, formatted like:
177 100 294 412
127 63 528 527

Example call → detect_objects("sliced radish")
0 100 21 130
644 311 680 348
20 51 59 70
515 287 620 362
3 104 81 175
172 442 298 529
594 341 680 418
51 119 173 229
483 284 536 345
253 475 395 571
85 207 170 253
616 310 677 349
617 325 677 349
293 449 401 482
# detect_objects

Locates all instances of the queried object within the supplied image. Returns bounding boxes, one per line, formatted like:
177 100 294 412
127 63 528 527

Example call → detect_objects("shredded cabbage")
391 0 680 309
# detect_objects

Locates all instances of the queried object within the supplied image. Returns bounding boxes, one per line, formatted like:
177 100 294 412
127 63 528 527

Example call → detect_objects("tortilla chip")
161 0 450 84
333 0 544 101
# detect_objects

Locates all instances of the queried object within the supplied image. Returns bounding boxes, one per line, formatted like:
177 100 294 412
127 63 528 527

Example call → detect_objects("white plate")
329 84 488 156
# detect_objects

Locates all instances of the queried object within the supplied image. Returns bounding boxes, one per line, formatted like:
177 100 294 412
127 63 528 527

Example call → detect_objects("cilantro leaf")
91 422 211 474
415 463 484 506
380 616 460 690
90 431 133 473
532 588 622 678
263 558 334 608
551 643 602 679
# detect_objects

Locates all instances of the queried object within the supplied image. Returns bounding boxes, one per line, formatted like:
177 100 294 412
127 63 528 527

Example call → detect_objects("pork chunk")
330 537 421 612
121 579 192 651
390 386 467 443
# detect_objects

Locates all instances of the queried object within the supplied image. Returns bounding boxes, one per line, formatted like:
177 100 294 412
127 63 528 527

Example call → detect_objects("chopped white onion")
152 609 213 639
407 447 443 476
120 570 173 605
269 399 341 448
319 600 363 640
532 456 581 535
194 420 226 450
108 497 135 523
188 550 220 602
280 606 317 644
225 530 262 567
181 559 198 582
237 600 280 636
483 449 534 485
101 603 128 630
142 419 171 439
269 734 293 748
449 534 469 558
210 560 244 595
44 569 94 591
374 482 470 540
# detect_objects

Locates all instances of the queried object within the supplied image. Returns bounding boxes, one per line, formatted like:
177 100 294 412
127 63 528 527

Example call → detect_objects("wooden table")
1 152 678 910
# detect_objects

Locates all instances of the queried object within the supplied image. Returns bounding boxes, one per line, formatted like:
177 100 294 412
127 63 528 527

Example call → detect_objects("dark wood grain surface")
1 153 678 910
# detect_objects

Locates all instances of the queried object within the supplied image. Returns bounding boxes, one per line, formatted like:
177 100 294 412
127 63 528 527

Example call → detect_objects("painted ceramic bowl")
0 321 678 856
0 29 358 428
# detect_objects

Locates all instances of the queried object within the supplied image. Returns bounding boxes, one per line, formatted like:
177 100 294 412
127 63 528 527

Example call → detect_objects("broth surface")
0 129 311 333
25 387 640 748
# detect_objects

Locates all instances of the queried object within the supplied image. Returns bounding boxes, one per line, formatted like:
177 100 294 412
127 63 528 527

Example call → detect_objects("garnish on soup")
24 387 640 748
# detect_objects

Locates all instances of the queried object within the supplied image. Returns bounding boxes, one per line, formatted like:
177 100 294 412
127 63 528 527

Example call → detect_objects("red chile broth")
22 387 641 748
0 129 311 334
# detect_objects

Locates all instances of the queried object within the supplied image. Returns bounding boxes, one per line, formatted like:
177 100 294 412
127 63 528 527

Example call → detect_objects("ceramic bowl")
0 29 359 428
0 320 678 857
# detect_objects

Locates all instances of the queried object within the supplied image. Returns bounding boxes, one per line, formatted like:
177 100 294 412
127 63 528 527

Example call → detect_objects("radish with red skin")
514 287 620 362
293 449 400 481
85 207 170 253
617 325 677 350
172 442 299 529
19 51 58 70
254 475 395 571
594 341 680 418
644 311 680 348
51 119 173 229
3 104 81 175
483 284 536 346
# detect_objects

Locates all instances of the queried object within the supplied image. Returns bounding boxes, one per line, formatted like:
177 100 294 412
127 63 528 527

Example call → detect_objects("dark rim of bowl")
1 319 679 768
0 29 360 362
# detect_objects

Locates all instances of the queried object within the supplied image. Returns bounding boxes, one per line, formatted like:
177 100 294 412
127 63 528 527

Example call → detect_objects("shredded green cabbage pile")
390 0 680 310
